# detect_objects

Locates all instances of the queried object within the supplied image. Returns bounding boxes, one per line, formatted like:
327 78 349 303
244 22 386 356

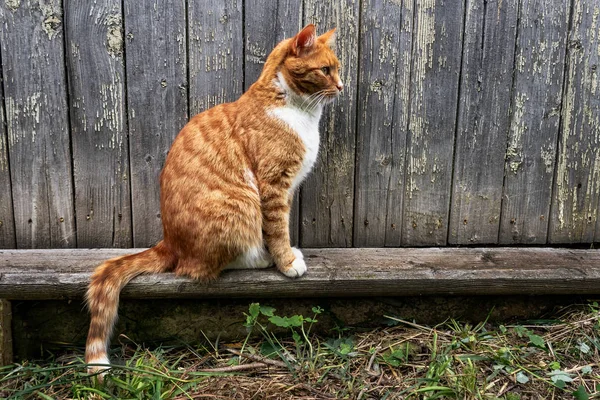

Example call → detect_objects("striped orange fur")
85 24 342 376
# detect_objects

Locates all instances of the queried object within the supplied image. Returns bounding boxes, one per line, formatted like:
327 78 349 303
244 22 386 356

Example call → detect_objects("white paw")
282 257 307 278
291 247 304 260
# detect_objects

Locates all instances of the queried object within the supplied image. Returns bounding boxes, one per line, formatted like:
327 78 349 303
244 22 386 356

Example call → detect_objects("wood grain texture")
500 0 569 244
402 0 465 246
353 0 412 247
301 0 359 247
0 299 11 366
0 0 76 249
244 0 302 89
0 61 16 249
188 0 243 116
65 0 132 247
550 0 600 243
1 247 600 299
449 0 518 244
124 0 188 247
244 0 302 246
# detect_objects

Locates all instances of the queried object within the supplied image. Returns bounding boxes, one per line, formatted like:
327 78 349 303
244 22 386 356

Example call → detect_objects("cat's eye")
321 66 330 75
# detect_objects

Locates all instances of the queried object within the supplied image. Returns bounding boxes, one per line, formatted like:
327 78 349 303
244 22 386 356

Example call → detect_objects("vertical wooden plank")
302 0 359 247
448 0 518 244
0 61 16 249
244 0 302 89
402 0 465 246
244 0 302 246
550 0 600 243
353 0 413 247
124 0 188 247
499 0 569 244
188 0 243 116
65 0 132 247
0 0 76 248
0 299 12 366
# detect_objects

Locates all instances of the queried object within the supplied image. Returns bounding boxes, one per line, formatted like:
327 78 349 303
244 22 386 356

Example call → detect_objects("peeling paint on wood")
0 0 76 248
4 0 19 12
500 0 569 245
301 0 359 247
244 0 302 246
125 0 188 247
354 0 412 246
402 0 465 246
188 0 243 115
550 0 600 243
449 0 518 245
65 0 132 247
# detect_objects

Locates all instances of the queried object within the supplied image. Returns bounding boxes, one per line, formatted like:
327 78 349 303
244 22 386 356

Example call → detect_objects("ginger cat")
85 24 343 374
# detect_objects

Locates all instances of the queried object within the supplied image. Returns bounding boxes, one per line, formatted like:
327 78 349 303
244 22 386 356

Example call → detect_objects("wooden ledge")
0 248 599 300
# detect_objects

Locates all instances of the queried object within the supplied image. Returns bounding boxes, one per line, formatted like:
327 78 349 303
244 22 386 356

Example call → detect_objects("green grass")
1 302 599 399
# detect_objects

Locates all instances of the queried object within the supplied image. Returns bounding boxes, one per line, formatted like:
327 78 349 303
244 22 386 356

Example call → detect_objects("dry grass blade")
223 347 294 370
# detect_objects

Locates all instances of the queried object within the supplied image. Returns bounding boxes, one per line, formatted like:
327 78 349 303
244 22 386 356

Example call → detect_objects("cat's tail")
85 240 176 376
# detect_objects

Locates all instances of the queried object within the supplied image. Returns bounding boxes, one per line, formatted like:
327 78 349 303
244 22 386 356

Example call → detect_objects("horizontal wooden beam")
1 248 599 300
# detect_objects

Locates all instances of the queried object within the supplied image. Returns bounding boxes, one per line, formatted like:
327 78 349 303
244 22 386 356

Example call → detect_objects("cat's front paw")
291 247 304 260
281 257 307 278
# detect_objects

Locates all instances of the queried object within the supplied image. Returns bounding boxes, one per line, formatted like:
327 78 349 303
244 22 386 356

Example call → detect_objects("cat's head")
277 24 343 106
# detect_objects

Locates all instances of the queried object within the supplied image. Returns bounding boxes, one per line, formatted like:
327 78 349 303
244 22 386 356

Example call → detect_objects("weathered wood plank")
550 0 600 243
124 0 188 247
499 0 569 244
402 0 465 246
0 0 76 248
244 0 302 246
353 0 412 247
0 299 11 366
2 248 600 299
188 0 243 116
449 0 518 244
0 61 16 249
244 0 302 89
301 0 359 247
65 0 132 247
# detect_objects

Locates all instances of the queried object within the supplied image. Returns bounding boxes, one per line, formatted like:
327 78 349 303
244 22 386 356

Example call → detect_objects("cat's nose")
336 81 344 92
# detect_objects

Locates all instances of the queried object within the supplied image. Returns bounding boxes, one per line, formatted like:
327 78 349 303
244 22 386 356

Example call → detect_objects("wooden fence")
0 0 598 249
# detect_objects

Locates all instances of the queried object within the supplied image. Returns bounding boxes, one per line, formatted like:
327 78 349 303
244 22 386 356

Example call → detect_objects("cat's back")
160 101 255 196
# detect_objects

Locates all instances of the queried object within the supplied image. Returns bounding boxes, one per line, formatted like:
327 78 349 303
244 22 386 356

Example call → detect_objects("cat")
85 24 343 376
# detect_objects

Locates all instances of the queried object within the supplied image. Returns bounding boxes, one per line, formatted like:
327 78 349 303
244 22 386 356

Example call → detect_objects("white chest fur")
269 105 322 191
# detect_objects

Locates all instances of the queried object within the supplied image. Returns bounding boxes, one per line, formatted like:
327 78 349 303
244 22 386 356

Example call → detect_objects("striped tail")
85 241 176 375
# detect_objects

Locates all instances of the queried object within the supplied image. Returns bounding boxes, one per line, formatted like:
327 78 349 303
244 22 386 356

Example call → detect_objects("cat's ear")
318 28 336 47
291 24 317 56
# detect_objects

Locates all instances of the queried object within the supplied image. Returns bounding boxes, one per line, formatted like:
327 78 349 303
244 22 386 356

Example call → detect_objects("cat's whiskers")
299 90 325 112
300 91 328 113
308 92 329 111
